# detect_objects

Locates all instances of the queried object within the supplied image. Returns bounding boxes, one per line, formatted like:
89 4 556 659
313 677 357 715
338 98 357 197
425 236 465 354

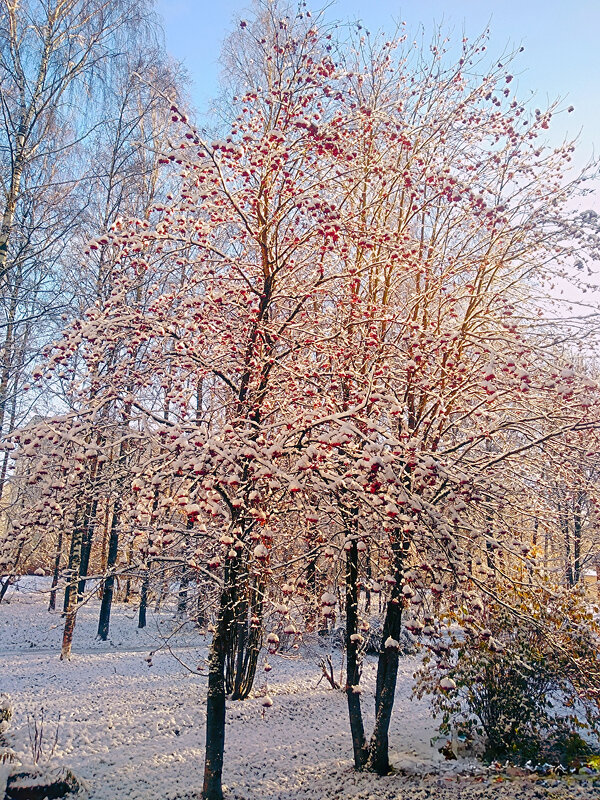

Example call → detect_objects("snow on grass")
1 580 598 800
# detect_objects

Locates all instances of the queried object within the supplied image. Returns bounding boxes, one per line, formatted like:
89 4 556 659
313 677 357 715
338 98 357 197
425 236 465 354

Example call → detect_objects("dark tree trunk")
306 553 318 630
196 589 207 628
485 539 496 573
203 622 227 800
61 518 85 660
202 534 263 799
97 503 120 641
367 594 402 772
225 576 263 701
0 544 24 604
202 562 237 800
78 499 98 599
0 576 12 603
123 539 135 602
177 572 189 616
345 538 368 769
48 529 64 611
138 568 150 628
306 552 316 593
98 501 111 600
341 519 408 775
365 535 407 774
63 519 81 613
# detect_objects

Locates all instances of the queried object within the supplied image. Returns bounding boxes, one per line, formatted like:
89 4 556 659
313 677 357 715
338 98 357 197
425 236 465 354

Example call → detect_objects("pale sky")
156 0 599 167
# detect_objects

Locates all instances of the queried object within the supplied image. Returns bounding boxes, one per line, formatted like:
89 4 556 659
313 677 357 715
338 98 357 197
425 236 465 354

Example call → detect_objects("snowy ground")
1 579 598 800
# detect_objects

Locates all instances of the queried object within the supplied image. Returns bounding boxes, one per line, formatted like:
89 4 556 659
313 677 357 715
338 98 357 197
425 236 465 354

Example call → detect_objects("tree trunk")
177 571 189 616
0 158 24 287
97 502 120 640
78 499 98 599
0 205 25 472
345 538 368 769
306 553 319 631
0 346 19 501
365 536 406 774
60 519 84 660
138 568 150 628
196 588 207 628
341 521 407 775
139 491 162 627
203 627 227 800
98 500 111 600
225 575 263 701
48 529 64 611
63 511 84 613
366 597 402 773
123 538 135 602
0 576 12 603
202 569 236 800
0 542 24 604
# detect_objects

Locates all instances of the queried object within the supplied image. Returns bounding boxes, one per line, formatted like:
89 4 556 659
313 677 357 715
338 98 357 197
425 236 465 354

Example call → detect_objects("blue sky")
156 0 599 165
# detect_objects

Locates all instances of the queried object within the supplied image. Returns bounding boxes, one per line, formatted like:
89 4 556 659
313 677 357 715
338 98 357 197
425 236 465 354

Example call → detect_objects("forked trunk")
225 575 263 700
365 536 406 773
343 528 407 774
366 590 402 773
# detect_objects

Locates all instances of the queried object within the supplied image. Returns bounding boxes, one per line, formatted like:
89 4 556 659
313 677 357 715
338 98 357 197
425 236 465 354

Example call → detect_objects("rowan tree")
252 13 600 774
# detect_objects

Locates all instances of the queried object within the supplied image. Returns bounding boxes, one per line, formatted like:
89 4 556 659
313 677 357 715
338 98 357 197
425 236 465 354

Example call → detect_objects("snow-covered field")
1 579 598 800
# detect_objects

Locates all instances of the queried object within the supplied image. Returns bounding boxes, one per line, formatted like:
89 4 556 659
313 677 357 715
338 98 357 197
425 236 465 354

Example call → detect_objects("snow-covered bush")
415 582 600 765
0 699 86 797
0 695 12 731
4 767 87 799
0 694 15 765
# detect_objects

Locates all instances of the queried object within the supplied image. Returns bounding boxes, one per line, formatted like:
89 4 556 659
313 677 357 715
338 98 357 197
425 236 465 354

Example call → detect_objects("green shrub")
414 582 600 765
